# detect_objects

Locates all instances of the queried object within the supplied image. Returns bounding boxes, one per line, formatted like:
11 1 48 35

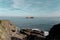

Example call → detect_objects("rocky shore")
0 20 48 40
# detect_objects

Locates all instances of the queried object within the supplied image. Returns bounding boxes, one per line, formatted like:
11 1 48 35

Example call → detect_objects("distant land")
26 16 34 19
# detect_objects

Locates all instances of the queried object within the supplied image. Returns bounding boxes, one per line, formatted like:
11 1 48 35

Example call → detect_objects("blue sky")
0 0 60 17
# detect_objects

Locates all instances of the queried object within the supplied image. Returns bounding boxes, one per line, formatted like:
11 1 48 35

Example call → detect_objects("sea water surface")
0 17 60 31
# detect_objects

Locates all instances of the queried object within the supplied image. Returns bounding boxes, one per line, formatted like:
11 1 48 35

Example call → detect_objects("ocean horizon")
0 17 60 31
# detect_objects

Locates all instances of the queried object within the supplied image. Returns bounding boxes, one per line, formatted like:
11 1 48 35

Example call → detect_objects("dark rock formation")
20 29 32 36
45 24 60 40
11 37 21 40
20 29 45 40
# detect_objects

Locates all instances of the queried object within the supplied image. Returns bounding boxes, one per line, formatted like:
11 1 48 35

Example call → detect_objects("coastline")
0 20 49 40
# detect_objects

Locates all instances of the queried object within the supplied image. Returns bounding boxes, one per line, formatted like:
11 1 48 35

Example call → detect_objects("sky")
0 0 60 17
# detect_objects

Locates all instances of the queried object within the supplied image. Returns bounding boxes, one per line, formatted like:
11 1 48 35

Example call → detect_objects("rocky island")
26 16 34 19
0 20 47 40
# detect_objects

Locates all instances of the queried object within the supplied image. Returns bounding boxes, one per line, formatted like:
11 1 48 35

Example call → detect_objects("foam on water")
32 28 40 31
32 28 49 36
44 31 49 36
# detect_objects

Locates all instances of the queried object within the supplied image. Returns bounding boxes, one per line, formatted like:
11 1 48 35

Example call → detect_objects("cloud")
12 0 43 9
12 0 30 9
0 0 13 8
0 0 60 17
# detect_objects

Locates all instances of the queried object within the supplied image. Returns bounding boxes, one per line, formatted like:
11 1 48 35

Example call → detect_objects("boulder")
20 29 32 35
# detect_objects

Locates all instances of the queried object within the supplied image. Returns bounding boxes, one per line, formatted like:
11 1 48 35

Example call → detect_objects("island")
26 16 34 19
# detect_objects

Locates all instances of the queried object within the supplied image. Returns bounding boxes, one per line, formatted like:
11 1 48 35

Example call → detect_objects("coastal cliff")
0 20 17 40
0 20 46 40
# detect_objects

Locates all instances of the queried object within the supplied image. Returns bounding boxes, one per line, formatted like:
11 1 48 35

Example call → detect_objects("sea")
0 17 60 31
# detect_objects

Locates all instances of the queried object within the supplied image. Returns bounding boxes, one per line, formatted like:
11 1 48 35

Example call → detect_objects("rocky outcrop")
0 20 17 40
45 24 60 40
20 29 45 40
0 20 46 40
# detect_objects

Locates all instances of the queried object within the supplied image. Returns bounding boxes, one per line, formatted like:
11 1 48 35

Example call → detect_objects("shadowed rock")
11 37 21 40
45 24 60 40
26 35 45 40
20 29 45 40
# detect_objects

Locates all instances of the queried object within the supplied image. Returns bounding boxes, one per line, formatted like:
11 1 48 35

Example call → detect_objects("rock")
45 24 60 40
0 20 17 40
20 29 45 40
11 37 21 40
26 17 34 19
26 35 45 40
20 29 32 36
0 20 46 40
0 20 32 40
